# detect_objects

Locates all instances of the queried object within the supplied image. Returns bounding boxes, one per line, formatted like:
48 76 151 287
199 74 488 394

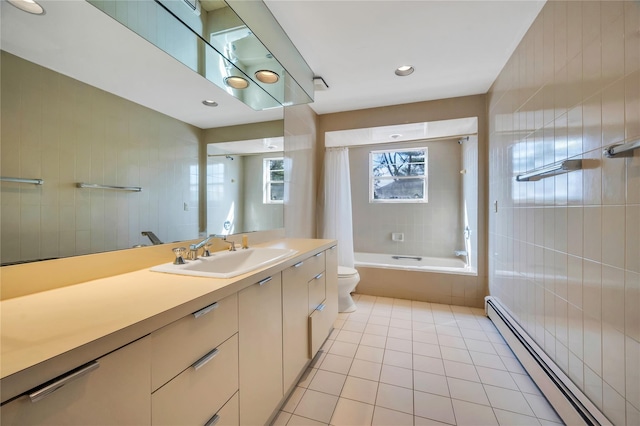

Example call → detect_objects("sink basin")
150 247 298 279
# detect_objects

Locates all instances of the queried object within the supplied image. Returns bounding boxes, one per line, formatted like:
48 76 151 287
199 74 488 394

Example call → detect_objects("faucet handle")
202 242 212 257
173 247 186 265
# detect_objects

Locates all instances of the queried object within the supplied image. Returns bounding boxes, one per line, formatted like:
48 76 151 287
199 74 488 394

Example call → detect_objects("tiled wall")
487 2 640 424
1 52 200 264
349 139 464 258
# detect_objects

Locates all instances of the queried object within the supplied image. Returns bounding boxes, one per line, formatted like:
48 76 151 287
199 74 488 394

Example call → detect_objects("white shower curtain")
321 147 355 268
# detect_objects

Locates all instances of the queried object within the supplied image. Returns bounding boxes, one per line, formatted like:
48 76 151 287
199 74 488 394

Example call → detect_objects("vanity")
0 238 338 425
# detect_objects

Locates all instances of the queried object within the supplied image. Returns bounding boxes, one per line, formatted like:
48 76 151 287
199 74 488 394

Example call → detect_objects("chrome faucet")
212 234 236 252
454 250 467 257
141 231 163 245
187 236 213 260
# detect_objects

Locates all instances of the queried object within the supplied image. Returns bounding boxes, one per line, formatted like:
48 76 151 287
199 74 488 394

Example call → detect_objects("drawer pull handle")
317 303 326 312
330 245 337 250
314 273 323 280
192 348 219 371
29 361 100 403
314 252 323 257
192 302 218 319
258 276 272 286
204 414 220 426
294 261 304 268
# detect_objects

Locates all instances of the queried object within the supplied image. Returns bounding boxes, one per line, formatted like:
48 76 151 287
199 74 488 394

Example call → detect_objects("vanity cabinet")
238 273 283 426
0 337 151 425
150 293 238 426
309 245 338 357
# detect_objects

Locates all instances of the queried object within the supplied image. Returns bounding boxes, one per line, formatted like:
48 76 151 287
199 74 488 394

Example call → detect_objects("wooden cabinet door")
0 337 151 426
238 273 283 426
282 261 311 392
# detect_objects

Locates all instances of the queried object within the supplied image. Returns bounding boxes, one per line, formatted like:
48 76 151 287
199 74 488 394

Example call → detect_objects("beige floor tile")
372 406 414 426
272 411 291 426
391 311 413 321
447 377 490 405
413 341 442 358
342 320 367 333
413 390 455 424
380 364 413 389
465 338 498 354
320 354 353 375
484 385 535 417
441 346 473 364
308 370 347 396
388 327 413 340
413 330 439 345
298 368 318 388
493 409 542 426
443 360 480 382
523 393 562 422
368 315 391 326
355 345 385 363
329 398 374 426
438 334 467 349
293 389 339 424
511 373 542 395
340 376 379 405
452 398 499 425
365 323 389 336
500 356 527 374
348 313 371 323
436 325 463 338
413 354 445 375
461 328 489 341
329 341 359 358
336 330 363 344
470 351 507 370
349 359 382 381
476 366 519 390
386 337 413 353
413 322 438 333
390 318 413 329
376 383 414 414
413 415 453 425
383 349 413 369
414 370 450 397
287 414 329 426
360 333 387 349
282 386 307 413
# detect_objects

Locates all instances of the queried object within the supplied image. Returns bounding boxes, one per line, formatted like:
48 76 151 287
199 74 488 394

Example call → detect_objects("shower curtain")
320 147 355 268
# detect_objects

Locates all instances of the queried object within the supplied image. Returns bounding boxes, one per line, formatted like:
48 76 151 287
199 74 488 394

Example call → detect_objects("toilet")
338 266 360 313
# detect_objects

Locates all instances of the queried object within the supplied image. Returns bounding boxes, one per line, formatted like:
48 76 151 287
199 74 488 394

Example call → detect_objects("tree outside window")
369 148 428 203
263 157 284 204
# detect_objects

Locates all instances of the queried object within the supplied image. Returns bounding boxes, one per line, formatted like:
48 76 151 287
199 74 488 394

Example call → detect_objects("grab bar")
391 256 422 261
76 183 142 192
1 177 43 185
515 159 582 182
603 138 640 158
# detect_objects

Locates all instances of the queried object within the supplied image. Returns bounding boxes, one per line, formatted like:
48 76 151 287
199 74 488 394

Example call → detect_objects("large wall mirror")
0 0 290 265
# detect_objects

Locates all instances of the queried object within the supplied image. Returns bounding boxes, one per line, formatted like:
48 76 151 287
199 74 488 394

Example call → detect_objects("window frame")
369 147 428 204
263 157 284 204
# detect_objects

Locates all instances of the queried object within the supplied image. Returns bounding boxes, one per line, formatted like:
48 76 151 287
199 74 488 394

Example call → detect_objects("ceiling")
264 0 546 115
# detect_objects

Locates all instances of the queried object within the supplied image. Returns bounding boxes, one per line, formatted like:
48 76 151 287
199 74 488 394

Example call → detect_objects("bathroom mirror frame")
0 0 295 265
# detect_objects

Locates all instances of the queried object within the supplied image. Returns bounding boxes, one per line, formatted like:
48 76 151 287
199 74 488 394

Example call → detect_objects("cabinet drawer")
308 301 333 358
0 337 151 426
152 334 238 426
151 293 237 391
308 272 326 314
205 391 239 426
288 251 325 284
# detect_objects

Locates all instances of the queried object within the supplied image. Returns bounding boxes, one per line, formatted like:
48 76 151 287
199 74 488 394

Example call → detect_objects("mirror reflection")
206 137 284 236
0 0 284 265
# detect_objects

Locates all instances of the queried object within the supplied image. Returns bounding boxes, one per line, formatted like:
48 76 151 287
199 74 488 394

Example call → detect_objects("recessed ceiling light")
7 0 45 14
224 76 249 89
255 70 280 84
395 65 414 76
202 100 218 107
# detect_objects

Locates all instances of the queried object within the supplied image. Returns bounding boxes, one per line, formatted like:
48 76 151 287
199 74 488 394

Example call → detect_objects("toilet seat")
338 266 358 277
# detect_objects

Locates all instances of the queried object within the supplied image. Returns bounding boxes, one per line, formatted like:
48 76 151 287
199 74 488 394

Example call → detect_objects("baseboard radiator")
485 296 611 426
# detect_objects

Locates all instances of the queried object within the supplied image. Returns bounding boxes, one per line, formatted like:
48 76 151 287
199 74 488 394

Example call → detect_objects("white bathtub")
354 252 476 276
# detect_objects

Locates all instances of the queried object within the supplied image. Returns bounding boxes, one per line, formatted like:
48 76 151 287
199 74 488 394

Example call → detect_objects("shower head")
458 136 469 145
225 155 234 160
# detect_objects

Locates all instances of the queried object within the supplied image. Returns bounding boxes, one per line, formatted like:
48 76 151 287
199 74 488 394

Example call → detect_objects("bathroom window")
263 157 284 204
369 147 428 203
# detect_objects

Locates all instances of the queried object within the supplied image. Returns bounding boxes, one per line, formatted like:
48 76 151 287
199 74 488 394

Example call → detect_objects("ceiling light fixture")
255 70 280 84
395 65 414 76
202 100 218 107
7 0 45 14
224 76 249 89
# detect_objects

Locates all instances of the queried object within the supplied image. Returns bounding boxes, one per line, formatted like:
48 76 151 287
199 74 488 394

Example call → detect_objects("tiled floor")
272 294 564 426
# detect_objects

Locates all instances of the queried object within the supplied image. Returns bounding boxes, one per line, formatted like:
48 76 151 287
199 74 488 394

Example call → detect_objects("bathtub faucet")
454 250 467 257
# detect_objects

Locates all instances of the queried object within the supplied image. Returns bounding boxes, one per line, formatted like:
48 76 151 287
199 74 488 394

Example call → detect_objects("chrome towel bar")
1 176 43 185
516 159 582 182
76 183 142 192
604 138 640 158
